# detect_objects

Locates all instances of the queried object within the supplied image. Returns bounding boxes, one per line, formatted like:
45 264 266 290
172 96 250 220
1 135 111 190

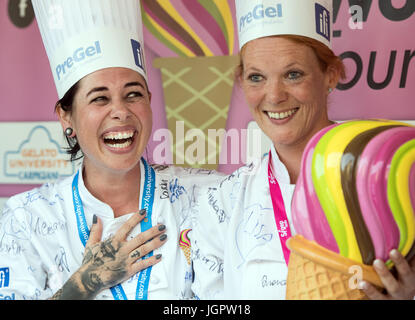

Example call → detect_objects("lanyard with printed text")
72 158 155 300
267 151 292 265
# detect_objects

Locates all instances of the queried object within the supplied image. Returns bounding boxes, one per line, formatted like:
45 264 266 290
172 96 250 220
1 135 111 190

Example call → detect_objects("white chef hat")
235 0 333 49
32 0 147 99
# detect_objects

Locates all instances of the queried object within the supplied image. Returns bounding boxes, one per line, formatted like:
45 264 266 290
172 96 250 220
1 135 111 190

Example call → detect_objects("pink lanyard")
267 151 292 265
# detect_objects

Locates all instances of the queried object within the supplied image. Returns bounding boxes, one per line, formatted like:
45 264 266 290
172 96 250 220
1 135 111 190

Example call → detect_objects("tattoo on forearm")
81 268 104 294
50 278 91 300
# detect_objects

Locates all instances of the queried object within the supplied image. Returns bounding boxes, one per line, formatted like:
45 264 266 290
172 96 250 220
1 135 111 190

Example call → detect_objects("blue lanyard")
71 158 156 300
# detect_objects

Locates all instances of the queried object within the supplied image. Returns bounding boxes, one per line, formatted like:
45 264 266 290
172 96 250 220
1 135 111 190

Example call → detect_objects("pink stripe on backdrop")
181 0 228 55
227 0 240 54
144 46 171 164
142 1 195 56
143 26 178 57
0 6 58 122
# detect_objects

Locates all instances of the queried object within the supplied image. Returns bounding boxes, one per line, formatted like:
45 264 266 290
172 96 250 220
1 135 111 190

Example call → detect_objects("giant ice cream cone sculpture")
142 0 238 170
287 120 415 300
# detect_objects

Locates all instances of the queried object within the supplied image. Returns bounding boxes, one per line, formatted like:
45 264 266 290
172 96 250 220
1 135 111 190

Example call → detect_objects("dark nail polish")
92 214 97 224
139 209 146 216
155 254 162 260
159 234 167 241
158 224 166 231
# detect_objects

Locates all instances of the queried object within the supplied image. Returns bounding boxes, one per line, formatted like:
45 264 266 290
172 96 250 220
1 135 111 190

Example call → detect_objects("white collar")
76 160 145 219
270 146 292 185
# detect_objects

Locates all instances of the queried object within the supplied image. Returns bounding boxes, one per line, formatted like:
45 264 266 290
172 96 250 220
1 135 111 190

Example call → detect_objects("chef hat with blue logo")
32 0 147 99
235 0 333 50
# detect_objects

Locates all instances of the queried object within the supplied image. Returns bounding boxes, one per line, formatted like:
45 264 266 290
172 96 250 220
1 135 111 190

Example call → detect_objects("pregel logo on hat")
55 41 102 81
238 3 283 32
33 0 147 99
235 0 333 49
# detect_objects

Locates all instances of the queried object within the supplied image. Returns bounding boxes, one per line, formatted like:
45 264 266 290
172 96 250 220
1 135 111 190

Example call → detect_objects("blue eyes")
248 74 263 82
247 71 304 83
287 71 303 80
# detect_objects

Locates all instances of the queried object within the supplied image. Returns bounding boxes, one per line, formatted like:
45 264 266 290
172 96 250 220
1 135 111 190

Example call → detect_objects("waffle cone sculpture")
286 235 383 300
288 120 415 300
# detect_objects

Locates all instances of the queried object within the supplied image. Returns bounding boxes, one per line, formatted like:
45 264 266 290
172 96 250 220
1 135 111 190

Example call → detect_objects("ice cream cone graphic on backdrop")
142 0 238 170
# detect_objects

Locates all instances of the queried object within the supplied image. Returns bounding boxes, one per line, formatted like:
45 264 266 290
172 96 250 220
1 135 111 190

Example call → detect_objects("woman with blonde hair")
191 0 415 300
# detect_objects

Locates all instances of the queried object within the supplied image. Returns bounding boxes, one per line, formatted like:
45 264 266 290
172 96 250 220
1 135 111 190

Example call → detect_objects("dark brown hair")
55 81 83 162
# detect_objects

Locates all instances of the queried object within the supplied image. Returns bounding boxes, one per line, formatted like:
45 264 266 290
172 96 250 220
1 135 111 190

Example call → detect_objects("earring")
328 88 333 93
64 127 73 137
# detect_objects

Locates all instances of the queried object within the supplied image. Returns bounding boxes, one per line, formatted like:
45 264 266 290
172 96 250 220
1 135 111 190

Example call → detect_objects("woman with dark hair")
191 0 415 300
0 0 223 300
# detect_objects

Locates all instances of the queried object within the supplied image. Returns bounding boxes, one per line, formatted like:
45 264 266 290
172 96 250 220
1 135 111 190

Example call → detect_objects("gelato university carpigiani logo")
4 125 75 183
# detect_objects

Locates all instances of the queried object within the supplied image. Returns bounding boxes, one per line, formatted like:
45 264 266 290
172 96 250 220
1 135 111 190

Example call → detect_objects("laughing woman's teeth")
103 131 135 148
267 108 298 120
103 131 134 140
110 141 132 148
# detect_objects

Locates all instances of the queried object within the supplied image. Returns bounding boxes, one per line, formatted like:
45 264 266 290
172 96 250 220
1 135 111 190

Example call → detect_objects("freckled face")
60 67 152 174
240 37 334 149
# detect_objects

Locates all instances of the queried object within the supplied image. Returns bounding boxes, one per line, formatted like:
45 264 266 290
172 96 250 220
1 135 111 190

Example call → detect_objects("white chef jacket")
0 159 224 300
191 147 296 299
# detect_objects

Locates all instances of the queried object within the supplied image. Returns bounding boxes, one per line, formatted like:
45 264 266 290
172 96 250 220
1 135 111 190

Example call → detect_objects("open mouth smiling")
266 107 299 120
102 130 136 149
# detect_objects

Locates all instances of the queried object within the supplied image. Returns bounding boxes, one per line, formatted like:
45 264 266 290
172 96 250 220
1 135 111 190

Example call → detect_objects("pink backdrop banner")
0 0 414 197
329 0 415 120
